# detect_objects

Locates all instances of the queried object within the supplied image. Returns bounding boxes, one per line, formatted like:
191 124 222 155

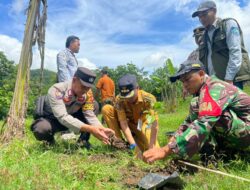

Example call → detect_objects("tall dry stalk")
1 0 47 143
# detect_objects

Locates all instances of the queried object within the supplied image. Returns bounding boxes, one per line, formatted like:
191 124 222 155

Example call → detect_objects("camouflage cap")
193 26 205 37
170 60 204 82
192 1 216 18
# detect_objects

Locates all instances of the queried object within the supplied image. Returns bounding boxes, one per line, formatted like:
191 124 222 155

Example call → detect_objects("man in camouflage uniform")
31 67 114 146
102 74 159 152
183 26 205 100
143 60 250 163
187 26 205 61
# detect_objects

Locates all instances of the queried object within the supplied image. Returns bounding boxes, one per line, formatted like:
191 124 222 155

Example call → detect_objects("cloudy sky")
0 0 250 72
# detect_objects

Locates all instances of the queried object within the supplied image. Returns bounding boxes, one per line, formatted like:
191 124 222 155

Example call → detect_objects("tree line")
0 51 182 119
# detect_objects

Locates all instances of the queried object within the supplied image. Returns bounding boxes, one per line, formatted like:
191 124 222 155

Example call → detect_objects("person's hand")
143 146 171 164
225 80 233 84
89 126 115 145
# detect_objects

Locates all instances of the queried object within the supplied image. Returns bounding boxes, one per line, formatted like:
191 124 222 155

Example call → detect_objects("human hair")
65 35 80 48
101 69 108 74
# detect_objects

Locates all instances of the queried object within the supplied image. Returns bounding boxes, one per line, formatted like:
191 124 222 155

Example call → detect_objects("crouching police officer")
143 60 250 163
102 74 159 153
31 67 114 146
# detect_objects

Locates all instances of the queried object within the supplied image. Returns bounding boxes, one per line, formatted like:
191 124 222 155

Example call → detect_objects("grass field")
0 86 250 189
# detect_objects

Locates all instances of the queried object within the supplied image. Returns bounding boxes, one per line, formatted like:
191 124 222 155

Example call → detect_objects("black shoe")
77 139 92 150
43 138 55 146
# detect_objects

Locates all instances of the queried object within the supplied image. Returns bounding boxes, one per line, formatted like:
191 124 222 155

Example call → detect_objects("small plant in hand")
109 134 129 150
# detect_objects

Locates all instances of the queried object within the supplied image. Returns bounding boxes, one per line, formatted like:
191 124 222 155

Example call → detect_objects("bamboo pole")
1 0 41 142
178 160 250 183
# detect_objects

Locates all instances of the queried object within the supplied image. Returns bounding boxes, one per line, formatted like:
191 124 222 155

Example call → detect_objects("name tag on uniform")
137 119 142 131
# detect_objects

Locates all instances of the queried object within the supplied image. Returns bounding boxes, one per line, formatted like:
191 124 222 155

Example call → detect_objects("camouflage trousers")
190 97 250 154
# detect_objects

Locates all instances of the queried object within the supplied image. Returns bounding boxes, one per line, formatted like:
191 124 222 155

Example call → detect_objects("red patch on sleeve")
198 86 222 117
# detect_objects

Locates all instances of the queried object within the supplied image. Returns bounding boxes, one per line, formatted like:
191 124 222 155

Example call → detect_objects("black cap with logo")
192 1 216 18
74 67 96 87
118 74 138 98
170 60 204 82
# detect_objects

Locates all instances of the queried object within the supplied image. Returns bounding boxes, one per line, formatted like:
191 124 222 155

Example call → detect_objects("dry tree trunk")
38 0 47 95
1 0 47 143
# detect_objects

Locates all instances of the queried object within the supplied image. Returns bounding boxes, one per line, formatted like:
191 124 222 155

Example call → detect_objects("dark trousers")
31 109 90 143
234 81 244 90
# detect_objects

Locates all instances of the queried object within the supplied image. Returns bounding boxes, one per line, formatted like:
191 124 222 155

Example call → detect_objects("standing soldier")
187 26 205 61
183 26 206 100
192 0 250 89
143 60 250 164
102 74 159 153
31 67 114 148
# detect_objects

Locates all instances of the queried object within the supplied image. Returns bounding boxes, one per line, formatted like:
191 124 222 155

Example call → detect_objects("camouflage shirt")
168 76 250 158
187 48 200 62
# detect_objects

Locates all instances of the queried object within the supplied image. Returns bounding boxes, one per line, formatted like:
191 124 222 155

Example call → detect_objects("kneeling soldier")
102 74 159 152
143 60 250 164
31 67 114 146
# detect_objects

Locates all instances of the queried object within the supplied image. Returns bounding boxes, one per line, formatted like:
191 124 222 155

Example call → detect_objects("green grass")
0 86 250 189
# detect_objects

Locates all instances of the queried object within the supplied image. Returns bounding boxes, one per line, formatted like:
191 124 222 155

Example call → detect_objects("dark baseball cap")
193 26 205 37
192 1 216 18
170 60 204 82
74 67 96 87
118 74 138 98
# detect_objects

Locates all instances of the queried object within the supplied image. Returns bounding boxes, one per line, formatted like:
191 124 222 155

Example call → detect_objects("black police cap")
118 74 138 98
74 67 96 87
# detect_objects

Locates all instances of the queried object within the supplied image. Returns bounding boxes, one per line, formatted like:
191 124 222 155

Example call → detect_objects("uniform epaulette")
141 92 156 107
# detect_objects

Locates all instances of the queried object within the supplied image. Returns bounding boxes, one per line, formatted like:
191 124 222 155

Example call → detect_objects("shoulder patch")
144 95 154 102
198 86 222 117
230 27 240 36
55 90 64 100
143 94 156 108
142 92 155 102
81 89 95 111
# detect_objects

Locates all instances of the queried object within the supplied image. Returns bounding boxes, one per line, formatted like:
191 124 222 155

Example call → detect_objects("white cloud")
215 0 250 47
0 34 97 72
1 0 250 73
78 58 97 70
10 0 26 14
31 47 58 71
42 0 198 70
0 34 22 63
143 52 169 68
